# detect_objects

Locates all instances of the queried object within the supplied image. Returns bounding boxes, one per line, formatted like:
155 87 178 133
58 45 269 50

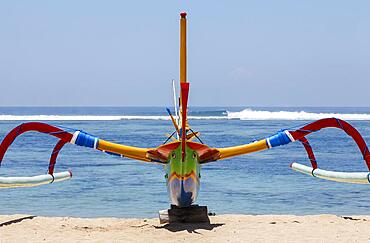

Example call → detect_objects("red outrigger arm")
0 122 74 175
0 122 73 158
288 118 370 171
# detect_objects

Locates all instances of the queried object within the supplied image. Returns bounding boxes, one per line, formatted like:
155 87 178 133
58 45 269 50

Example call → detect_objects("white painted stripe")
70 131 80 144
266 138 272 148
284 130 295 142
93 138 98 149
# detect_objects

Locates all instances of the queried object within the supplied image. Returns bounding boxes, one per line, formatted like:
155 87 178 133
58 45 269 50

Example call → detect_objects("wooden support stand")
159 204 210 224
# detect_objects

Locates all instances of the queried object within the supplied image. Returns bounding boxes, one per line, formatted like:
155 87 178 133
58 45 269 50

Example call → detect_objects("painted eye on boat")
172 153 176 159
192 152 197 159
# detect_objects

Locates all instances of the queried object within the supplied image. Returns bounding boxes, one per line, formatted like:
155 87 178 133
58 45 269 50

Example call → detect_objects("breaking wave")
226 109 370 120
0 109 370 121
0 115 223 121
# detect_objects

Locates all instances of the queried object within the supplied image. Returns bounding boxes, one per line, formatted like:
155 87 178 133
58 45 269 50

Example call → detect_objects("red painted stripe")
180 82 190 161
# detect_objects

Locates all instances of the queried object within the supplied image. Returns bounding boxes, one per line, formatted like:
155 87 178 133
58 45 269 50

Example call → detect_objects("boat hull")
165 144 201 207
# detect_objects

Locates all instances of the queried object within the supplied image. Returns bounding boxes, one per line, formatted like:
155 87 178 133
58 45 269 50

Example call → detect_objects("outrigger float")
1 13 370 212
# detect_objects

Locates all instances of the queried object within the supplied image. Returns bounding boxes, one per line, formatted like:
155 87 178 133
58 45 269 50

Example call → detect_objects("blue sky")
0 1 369 106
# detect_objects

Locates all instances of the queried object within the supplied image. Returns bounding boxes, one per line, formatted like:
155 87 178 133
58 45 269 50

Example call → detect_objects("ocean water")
0 106 370 218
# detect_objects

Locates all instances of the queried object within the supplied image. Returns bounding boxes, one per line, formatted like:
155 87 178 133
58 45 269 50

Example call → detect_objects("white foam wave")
0 109 370 121
226 109 370 120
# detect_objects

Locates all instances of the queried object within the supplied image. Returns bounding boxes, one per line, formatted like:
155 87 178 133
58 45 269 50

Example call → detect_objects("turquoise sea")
0 107 370 218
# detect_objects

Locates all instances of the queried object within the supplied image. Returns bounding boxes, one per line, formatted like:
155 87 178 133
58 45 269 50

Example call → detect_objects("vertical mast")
179 12 189 161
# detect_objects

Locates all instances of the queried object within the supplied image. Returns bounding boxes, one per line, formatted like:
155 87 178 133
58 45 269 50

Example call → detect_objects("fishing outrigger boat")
1 13 370 210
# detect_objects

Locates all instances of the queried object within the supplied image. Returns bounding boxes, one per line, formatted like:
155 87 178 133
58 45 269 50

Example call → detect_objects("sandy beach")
1 214 370 242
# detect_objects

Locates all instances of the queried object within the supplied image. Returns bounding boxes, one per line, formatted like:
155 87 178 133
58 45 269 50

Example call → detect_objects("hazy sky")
0 1 369 107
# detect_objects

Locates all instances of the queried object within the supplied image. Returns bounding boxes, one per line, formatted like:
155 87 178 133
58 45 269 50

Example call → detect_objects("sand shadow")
342 216 367 221
0 215 37 227
155 222 224 233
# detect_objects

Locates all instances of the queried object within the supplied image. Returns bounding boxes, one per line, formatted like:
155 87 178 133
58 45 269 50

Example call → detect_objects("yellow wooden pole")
180 12 187 84
179 12 189 132
98 139 152 162
216 140 269 160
